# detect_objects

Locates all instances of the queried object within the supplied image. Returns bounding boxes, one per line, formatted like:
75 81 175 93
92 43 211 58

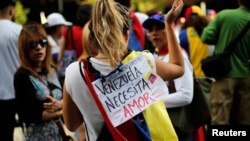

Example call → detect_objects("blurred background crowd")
14 0 238 25
1 0 249 141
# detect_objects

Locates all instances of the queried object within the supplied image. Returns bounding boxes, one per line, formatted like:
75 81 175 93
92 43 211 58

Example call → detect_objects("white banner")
92 55 169 127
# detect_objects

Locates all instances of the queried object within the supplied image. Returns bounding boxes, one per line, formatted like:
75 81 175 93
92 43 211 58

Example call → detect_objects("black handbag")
201 53 230 79
202 21 250 79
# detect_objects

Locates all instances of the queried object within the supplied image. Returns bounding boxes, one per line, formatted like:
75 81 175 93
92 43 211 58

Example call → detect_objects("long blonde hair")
80 21 98 59
90 0 130 67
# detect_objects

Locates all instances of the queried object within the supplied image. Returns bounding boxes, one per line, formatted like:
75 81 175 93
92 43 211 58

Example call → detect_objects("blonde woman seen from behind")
63 0 184 140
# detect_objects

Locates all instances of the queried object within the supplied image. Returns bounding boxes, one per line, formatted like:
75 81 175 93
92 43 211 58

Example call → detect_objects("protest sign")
92 55 169 127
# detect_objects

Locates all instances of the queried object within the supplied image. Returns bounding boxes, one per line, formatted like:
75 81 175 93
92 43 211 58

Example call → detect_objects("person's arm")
156 0 185 81
63 83 83 131
77 125 86 141
43 96 63 112
14 69 44 124
15 69 64 122
42 110 62 121
163 54 194 108
14 69 61 121
43 96 63 120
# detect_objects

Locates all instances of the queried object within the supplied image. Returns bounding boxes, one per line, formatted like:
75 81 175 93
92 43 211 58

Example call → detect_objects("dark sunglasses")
29 39 48 49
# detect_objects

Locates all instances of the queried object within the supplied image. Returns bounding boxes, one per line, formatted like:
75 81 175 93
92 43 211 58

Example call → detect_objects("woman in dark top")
14 22 63 141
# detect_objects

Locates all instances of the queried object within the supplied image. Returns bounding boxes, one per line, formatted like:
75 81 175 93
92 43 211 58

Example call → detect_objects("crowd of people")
0 0 250 140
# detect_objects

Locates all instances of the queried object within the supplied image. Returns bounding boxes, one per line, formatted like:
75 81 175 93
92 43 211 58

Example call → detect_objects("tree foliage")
132 0 166 13
15 0 30 24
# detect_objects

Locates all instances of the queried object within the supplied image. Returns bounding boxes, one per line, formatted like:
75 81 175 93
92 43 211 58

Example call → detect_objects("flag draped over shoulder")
85 51 178 141
122 51 178 141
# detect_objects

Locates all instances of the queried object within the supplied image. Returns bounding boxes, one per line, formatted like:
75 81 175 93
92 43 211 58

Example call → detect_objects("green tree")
15 0 30 24
132 0 166 13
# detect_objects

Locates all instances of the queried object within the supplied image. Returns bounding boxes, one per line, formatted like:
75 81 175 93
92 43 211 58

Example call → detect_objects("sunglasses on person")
29 39 48 49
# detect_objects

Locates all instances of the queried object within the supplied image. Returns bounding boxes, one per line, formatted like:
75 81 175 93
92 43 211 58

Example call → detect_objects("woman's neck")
94 52 108 59
34 67 42 73
33 63 42 72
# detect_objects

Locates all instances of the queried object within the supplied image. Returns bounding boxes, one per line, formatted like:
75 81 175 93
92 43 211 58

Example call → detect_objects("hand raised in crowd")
165 0 183 24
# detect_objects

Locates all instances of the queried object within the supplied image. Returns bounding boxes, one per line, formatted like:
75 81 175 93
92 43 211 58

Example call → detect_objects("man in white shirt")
0 0 22 140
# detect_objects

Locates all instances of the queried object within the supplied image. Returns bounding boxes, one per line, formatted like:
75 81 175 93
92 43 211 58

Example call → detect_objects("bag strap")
167 80 176 94
54 118 73 141
223 21 250 56
79 59 126 141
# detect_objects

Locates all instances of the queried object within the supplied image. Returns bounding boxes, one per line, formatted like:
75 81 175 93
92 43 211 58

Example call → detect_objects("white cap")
46 13 72 27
